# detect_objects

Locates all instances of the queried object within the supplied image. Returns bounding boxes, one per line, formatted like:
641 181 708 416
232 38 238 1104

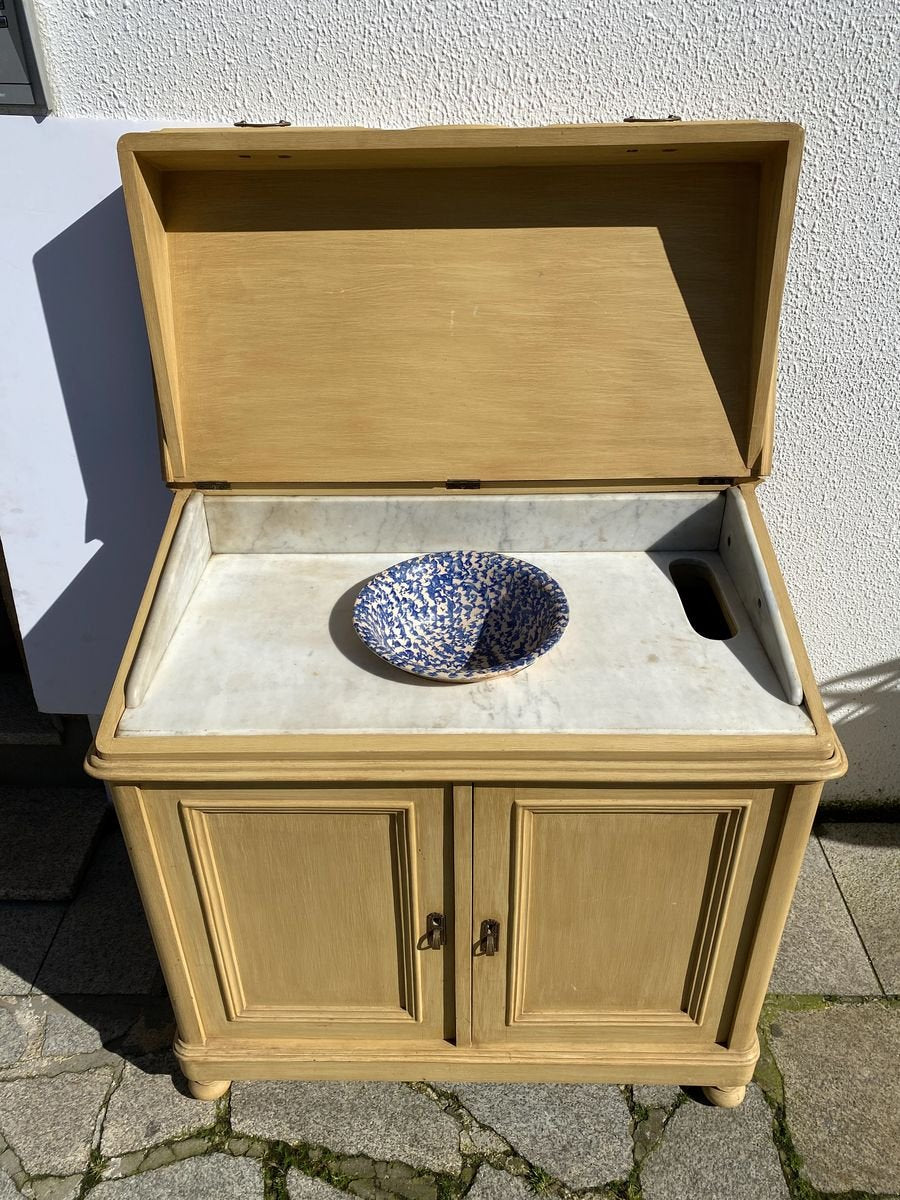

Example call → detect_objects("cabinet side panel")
725 782 822 1049
111 785 206 1044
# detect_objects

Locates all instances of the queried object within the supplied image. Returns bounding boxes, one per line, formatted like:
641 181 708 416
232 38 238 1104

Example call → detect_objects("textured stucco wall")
11 0 900 801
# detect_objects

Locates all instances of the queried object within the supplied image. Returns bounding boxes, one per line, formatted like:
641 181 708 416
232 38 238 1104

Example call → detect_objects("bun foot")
188 1078 230 1101
701 1084 746 1108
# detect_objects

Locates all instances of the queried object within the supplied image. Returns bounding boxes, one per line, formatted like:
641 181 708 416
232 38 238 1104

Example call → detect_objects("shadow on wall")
821 659 900 809
27 189 170 715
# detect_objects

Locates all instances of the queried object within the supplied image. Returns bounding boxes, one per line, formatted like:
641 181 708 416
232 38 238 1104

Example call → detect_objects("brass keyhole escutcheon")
479 919 500 956
424 912 446 950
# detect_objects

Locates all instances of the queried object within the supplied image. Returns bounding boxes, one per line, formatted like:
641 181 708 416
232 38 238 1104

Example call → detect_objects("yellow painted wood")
452 785 474 1048
174 1032 760 1087
472 785 774 1049
104 775 826 1095
140 784 453 1046
91 120 846 1101
116 121 803 486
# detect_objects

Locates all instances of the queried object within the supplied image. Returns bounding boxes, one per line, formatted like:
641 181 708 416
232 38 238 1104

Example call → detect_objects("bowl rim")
351 549 570 681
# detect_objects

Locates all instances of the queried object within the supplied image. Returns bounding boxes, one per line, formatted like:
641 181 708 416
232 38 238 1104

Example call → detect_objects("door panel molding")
474 785 771 1049
508 800 748 1028
180 797 423 1024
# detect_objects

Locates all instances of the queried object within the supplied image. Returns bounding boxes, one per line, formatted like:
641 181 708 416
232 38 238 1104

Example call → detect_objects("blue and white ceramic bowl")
352 551 569 682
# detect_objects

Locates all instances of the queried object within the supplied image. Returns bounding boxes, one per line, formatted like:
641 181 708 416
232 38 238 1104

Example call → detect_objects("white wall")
1 0 897 802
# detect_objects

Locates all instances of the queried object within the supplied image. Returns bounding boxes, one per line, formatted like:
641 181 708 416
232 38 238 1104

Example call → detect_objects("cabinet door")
472 785 776 1048
141 784 454 1045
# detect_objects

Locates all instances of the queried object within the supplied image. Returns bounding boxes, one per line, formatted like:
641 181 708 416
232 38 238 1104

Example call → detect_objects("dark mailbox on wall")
0 0 47 115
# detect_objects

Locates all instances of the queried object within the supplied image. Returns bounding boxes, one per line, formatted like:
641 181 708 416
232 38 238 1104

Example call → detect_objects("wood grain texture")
164 164 753 484
108 774 819 1091
473 785 773 1049
115 122 804 486
141 784 453 1046
117 150 184 476
175 1033 760 1087
453 785 474 1048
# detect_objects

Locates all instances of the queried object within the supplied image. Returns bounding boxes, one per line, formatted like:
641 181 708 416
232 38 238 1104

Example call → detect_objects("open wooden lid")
118 121 803 487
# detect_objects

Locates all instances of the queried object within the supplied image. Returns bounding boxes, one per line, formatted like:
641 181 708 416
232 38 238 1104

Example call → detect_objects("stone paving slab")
446 1083 632 1189
25 1173 83 1200
287 1170 354 1200
464 1166 537 1200
39 996 174 1061
0 787 108 901
0 903 65 995
232 1080 462 1173
820 822 900 993
0 676 60 746
0 1003 29 1069
100 1053 217 1158
768 999 900 1194
641 1084 787 1200
771 835 879 994
0 998 42 1069
35 827 161 995
632 1085 683 1110
90 1153 264 1198
0 1067 114 1175
0 1166 17 1200
43 998 140 1058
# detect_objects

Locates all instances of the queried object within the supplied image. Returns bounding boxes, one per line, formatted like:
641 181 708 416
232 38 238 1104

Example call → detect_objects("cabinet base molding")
175 1036 759 1090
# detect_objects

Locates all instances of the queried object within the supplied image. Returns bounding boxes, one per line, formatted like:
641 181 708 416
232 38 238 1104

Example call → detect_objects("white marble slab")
124 492 211 708
118 549 814 737
719 489 804 705
204 492 725 554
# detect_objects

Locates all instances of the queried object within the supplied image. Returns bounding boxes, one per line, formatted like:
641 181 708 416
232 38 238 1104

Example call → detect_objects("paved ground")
0 803 897 1200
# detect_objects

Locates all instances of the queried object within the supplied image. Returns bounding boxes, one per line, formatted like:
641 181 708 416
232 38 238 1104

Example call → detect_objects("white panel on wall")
0 117 172 713
1 0 898 801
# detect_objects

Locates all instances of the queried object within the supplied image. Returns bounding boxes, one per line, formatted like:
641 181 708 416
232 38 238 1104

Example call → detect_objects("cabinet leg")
187 1078 231 1102
701 1084 746 1108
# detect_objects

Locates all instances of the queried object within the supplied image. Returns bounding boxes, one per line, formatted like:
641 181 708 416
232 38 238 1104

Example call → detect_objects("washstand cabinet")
87 121 846 1106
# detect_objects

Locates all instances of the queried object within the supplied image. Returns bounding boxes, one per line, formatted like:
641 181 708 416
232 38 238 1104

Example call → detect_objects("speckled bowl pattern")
352 551 569 682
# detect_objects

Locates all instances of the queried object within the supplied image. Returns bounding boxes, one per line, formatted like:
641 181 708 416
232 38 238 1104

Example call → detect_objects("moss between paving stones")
40 1012 900 1200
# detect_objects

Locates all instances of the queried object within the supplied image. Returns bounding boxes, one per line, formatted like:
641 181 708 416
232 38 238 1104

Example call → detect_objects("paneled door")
472 785 777 1048
140 784 455 1045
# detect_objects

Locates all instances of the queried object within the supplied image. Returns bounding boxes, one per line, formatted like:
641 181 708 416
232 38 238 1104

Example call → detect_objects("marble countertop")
119 548 814 738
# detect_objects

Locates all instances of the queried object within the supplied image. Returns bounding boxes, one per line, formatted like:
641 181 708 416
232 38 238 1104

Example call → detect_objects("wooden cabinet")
113 777 817 1105
92 123 847 1107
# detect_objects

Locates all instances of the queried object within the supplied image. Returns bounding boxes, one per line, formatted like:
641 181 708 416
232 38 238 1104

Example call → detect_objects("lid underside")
118 123 803 485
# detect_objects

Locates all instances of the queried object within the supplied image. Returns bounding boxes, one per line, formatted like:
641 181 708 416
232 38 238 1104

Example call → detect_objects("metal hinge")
446 479 481 490
196 481 231 490
698 477 734 487
624 114 682 122
234 119 292 128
